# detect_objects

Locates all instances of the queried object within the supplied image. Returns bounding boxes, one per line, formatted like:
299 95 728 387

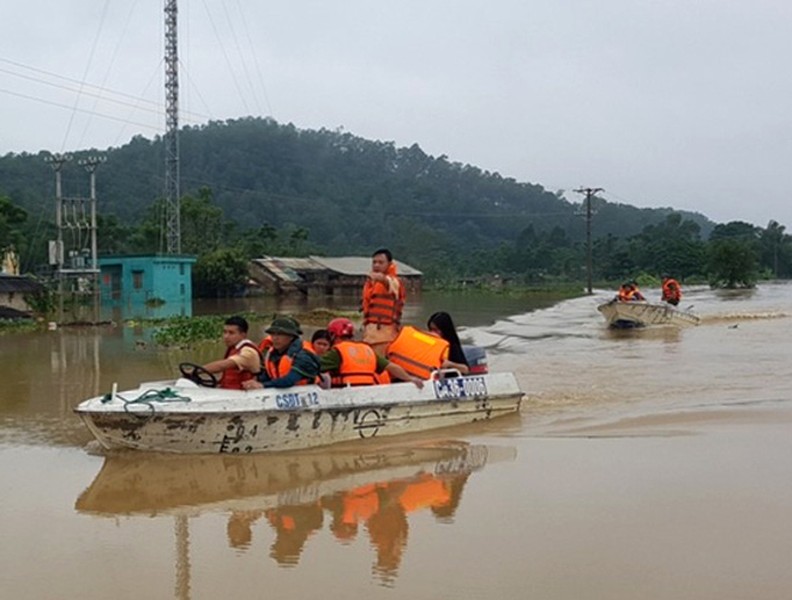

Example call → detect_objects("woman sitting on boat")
427 311 470 375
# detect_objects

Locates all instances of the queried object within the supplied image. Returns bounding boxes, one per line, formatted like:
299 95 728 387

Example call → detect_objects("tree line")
1 117 791 293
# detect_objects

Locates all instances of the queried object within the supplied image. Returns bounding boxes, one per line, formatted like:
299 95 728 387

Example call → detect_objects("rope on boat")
101 387 192 418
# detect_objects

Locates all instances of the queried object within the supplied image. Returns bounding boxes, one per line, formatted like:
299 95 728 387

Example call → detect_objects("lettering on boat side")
433 376 488 400
218 421 258 454
275 391 319 410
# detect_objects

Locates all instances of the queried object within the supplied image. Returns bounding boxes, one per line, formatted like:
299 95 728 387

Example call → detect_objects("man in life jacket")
320 317 423 388
616 280 646 302
201 316 261 390
362 248 405 356
242 317 320 389
661 274 682 306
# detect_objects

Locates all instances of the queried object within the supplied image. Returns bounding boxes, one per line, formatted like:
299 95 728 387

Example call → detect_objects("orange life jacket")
362 263 405 326
221 340 261 390
386 325 449 380
258 336 273 354
662 279 682 302
264 341 317 386
332 340 380 386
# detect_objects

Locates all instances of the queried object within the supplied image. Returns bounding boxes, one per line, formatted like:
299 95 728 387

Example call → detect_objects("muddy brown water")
2 285 791 599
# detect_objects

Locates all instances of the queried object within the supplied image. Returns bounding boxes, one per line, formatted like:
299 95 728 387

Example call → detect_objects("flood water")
2 284 792 599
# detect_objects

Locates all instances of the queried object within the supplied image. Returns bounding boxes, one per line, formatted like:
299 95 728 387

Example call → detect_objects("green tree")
0 195 28 251
758 220 792 278
192 248 248 297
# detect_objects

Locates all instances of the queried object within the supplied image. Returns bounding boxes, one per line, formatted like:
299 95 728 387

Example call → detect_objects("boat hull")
76 373 523 454
597 299 700 328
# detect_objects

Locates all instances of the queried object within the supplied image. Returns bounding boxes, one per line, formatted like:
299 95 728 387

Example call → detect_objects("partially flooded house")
249 256 423 296
0 274 44 319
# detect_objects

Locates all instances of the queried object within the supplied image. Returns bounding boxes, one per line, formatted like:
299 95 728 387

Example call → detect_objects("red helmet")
327 318 355 340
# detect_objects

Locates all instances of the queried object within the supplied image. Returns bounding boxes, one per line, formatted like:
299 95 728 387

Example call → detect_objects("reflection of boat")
75 441 509 517
75 440 516 580
74 373 523 454
597 299 701 329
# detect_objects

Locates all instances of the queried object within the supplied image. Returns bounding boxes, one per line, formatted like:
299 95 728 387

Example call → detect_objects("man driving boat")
200 316 262 389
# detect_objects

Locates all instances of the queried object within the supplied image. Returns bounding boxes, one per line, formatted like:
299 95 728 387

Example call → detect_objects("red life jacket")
332 340 379 386
221 340 261 390
362 264 405 326
386 325 449 380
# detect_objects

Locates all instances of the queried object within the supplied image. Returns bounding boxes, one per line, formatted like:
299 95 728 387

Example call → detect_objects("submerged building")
249 255 423 296
98 254 195 318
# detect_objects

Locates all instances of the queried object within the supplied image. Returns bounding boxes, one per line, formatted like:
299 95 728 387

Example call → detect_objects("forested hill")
1 117 713 267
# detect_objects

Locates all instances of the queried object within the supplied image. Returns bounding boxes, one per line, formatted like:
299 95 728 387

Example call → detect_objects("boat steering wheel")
179 362 219 388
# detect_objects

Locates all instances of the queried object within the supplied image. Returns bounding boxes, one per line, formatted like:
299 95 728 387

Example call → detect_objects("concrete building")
99 254 195 308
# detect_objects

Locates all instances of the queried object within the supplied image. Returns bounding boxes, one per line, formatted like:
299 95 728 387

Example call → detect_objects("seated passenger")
201 316 261 390
427 311 470 375
320 318 423 388
616 280 645 302
243 317 319 389
309 329 332 356
386 323 451 380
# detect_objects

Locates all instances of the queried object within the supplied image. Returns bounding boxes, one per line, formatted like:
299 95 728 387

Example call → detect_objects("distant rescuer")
362 248 405 356
201 316 262 389
661 274 682 306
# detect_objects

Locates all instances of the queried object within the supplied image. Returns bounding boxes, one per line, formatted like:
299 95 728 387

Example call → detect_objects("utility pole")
164 0 181 254
574 187 603 295
46 153 104 324
79 155 105 323
46 153 71 323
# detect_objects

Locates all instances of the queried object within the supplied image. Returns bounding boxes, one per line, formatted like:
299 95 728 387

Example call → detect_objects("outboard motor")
461 345 488 375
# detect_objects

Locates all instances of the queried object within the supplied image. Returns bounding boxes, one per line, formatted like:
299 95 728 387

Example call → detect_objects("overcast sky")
2 0 791 229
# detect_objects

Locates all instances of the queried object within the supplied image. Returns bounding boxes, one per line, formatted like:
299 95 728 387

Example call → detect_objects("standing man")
362 248 405 356
661 274 682 306
201 316 262 389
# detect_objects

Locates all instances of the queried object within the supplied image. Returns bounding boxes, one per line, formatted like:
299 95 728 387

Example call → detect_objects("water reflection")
75 440 515 591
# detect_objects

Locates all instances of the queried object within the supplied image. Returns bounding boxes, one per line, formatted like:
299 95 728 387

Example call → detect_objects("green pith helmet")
265 316 302 337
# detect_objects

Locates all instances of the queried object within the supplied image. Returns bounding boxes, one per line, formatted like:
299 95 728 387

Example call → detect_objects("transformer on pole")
164 0 181 254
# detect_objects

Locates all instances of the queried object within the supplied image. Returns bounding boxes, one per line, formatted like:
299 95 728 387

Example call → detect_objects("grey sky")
2 1 791 229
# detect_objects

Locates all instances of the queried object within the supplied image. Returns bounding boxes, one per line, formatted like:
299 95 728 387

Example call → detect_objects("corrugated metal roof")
252 255 422 279
309 255 422 276
252 256 330 282
0 275 44 294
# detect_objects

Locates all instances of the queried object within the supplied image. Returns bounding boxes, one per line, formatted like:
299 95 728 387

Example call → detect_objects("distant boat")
597 299 701 329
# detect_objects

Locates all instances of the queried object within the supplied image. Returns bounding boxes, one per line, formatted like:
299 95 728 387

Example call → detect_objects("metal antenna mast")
164 0 181 254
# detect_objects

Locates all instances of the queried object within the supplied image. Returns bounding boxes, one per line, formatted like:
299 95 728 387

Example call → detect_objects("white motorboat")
74 367 524 454
597 299 701 328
